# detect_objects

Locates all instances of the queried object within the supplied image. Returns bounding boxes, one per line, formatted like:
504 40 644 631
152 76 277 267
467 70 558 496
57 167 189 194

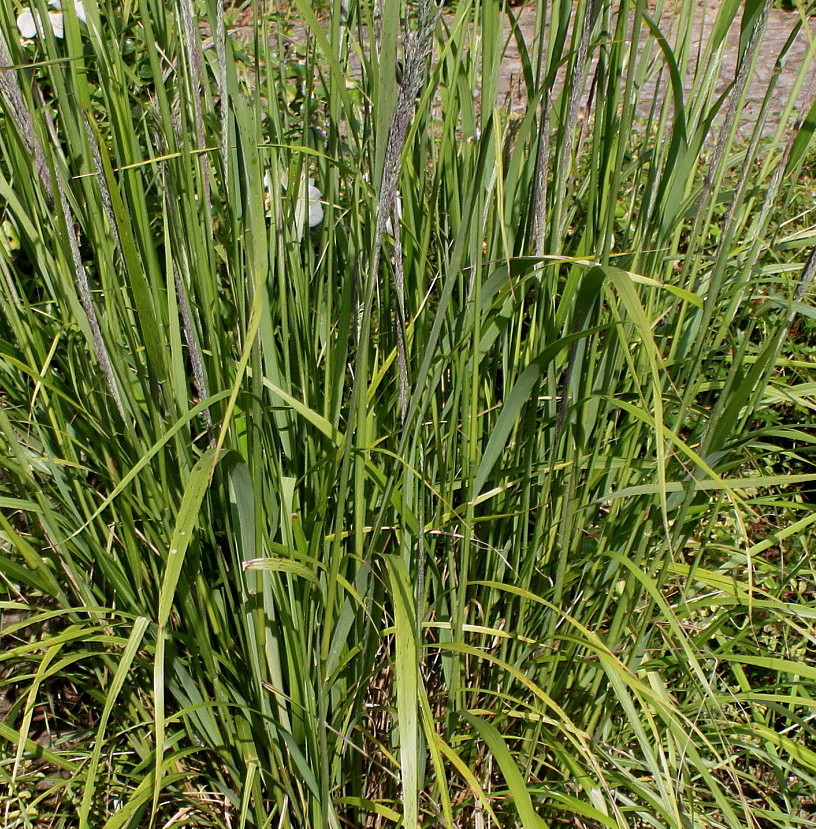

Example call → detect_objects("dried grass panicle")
0 32 53 195
372 1 438 422
215 0 229 183
158 149 213 436
701 3 769 208
393 217 409 423
0 31 124 419
795 245 816 308
57 178 126 421
179 0 212 219
83 116 124 267
375 0 438 251
173 261 214 435
531 3 550 255
551 0 598 249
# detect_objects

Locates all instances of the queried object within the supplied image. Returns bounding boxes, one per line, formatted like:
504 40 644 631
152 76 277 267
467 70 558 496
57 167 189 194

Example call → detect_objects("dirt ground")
237 1 816 141
496 2 816 139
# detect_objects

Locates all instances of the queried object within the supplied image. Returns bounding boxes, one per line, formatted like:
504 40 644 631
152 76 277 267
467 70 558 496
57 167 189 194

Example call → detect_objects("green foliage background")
1 0 816 826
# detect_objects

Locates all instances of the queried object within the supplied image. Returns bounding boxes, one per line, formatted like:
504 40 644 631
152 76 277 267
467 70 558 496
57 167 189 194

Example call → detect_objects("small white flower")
306 181 324 229
49 8 64 37
48 0 88 22
16 8 62 39
63 0 88 23
265 169 324 238
17 1 86 42
16 10 39 40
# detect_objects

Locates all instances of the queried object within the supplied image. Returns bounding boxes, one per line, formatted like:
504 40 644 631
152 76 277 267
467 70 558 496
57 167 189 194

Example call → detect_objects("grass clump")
1 0 816 826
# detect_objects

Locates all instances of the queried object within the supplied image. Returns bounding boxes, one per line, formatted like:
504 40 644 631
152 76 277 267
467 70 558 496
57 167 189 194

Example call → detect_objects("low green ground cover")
1 0 816 826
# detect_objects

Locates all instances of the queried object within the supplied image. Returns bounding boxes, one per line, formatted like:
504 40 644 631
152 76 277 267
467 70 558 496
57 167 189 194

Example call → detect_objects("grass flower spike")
306 181 324 229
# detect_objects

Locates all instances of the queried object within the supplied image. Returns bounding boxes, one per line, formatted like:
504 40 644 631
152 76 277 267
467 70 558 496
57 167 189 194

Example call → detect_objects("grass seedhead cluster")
1 0 816 826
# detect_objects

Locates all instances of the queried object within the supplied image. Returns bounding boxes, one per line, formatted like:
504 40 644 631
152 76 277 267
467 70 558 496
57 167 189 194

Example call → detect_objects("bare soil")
233 1 816 141
497 2 816 139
